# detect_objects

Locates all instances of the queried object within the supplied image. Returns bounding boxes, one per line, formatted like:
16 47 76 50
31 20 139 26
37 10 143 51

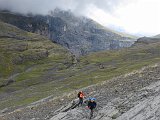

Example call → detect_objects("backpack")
78 92 80 97
80 93 84 98
78 92 84 98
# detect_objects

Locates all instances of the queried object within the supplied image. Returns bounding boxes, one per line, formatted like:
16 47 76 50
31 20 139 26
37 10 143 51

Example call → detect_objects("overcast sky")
0 0 159 36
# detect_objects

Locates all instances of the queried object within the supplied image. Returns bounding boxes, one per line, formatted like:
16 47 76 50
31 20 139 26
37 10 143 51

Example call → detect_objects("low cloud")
0 0 124 15
0 0 159 36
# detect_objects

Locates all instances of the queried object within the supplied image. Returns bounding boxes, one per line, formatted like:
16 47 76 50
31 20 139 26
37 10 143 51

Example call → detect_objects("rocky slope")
1 63 160 120
0 9 136 56
50 63 160 120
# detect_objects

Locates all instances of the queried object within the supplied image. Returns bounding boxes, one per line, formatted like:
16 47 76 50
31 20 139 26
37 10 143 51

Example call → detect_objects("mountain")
2 8 160 120
0 9 136 56
153 34 160 38
0 19 160 116
133 36 160 46
1 33 160 119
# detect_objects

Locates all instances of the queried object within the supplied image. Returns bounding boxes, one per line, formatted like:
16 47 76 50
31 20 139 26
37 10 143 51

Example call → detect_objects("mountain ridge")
0 9 136 56
0 21 160 116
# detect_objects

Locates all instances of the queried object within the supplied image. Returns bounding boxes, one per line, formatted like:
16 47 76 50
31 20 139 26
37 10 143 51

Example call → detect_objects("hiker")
87 98 97 119
77 91 85 106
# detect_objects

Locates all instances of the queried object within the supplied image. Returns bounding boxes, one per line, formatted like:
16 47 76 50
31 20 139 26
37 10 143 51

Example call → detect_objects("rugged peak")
0 9 136 56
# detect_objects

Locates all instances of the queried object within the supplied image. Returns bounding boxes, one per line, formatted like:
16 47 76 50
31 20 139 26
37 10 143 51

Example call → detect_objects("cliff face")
0 9 135 56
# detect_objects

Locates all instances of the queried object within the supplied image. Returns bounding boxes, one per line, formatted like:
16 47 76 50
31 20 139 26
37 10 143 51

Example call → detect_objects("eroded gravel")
1 63 160 120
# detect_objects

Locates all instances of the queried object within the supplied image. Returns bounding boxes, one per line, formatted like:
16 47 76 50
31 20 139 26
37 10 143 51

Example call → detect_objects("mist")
0 0 159 36
0 0 123 15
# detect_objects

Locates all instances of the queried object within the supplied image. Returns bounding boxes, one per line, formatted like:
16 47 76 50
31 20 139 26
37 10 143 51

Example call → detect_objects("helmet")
91 98 96 101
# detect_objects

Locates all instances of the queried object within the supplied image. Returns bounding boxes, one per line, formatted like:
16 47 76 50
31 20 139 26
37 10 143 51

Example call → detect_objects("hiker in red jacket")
77 91 85 106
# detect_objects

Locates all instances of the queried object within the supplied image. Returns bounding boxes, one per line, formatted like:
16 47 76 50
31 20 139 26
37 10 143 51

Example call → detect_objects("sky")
0 0 159 36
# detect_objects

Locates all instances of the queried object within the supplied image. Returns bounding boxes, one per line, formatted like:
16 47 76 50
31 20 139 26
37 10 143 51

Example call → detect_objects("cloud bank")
0 0 123 15
0 0 159 36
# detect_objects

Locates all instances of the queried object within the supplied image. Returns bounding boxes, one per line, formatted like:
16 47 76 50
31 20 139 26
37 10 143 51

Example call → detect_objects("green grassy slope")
0 21 74 109
0 21 72 80
1 21 160 111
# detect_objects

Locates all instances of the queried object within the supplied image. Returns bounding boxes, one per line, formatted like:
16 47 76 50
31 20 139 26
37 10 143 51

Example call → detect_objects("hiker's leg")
90 109 93 119
80 98 83 105
91 109 93 117
78 98 81 106
78 98 82 106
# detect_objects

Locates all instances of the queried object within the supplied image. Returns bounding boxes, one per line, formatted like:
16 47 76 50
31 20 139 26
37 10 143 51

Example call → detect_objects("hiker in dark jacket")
87 98 97 119
77 91 85 106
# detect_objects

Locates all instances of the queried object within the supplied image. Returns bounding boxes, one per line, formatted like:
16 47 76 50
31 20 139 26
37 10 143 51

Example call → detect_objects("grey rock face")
48 10 135 56
0 9 135 56
116 81 160 120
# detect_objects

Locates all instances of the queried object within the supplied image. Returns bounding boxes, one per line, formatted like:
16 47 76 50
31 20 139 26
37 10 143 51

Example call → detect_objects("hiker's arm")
94 103 97 108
